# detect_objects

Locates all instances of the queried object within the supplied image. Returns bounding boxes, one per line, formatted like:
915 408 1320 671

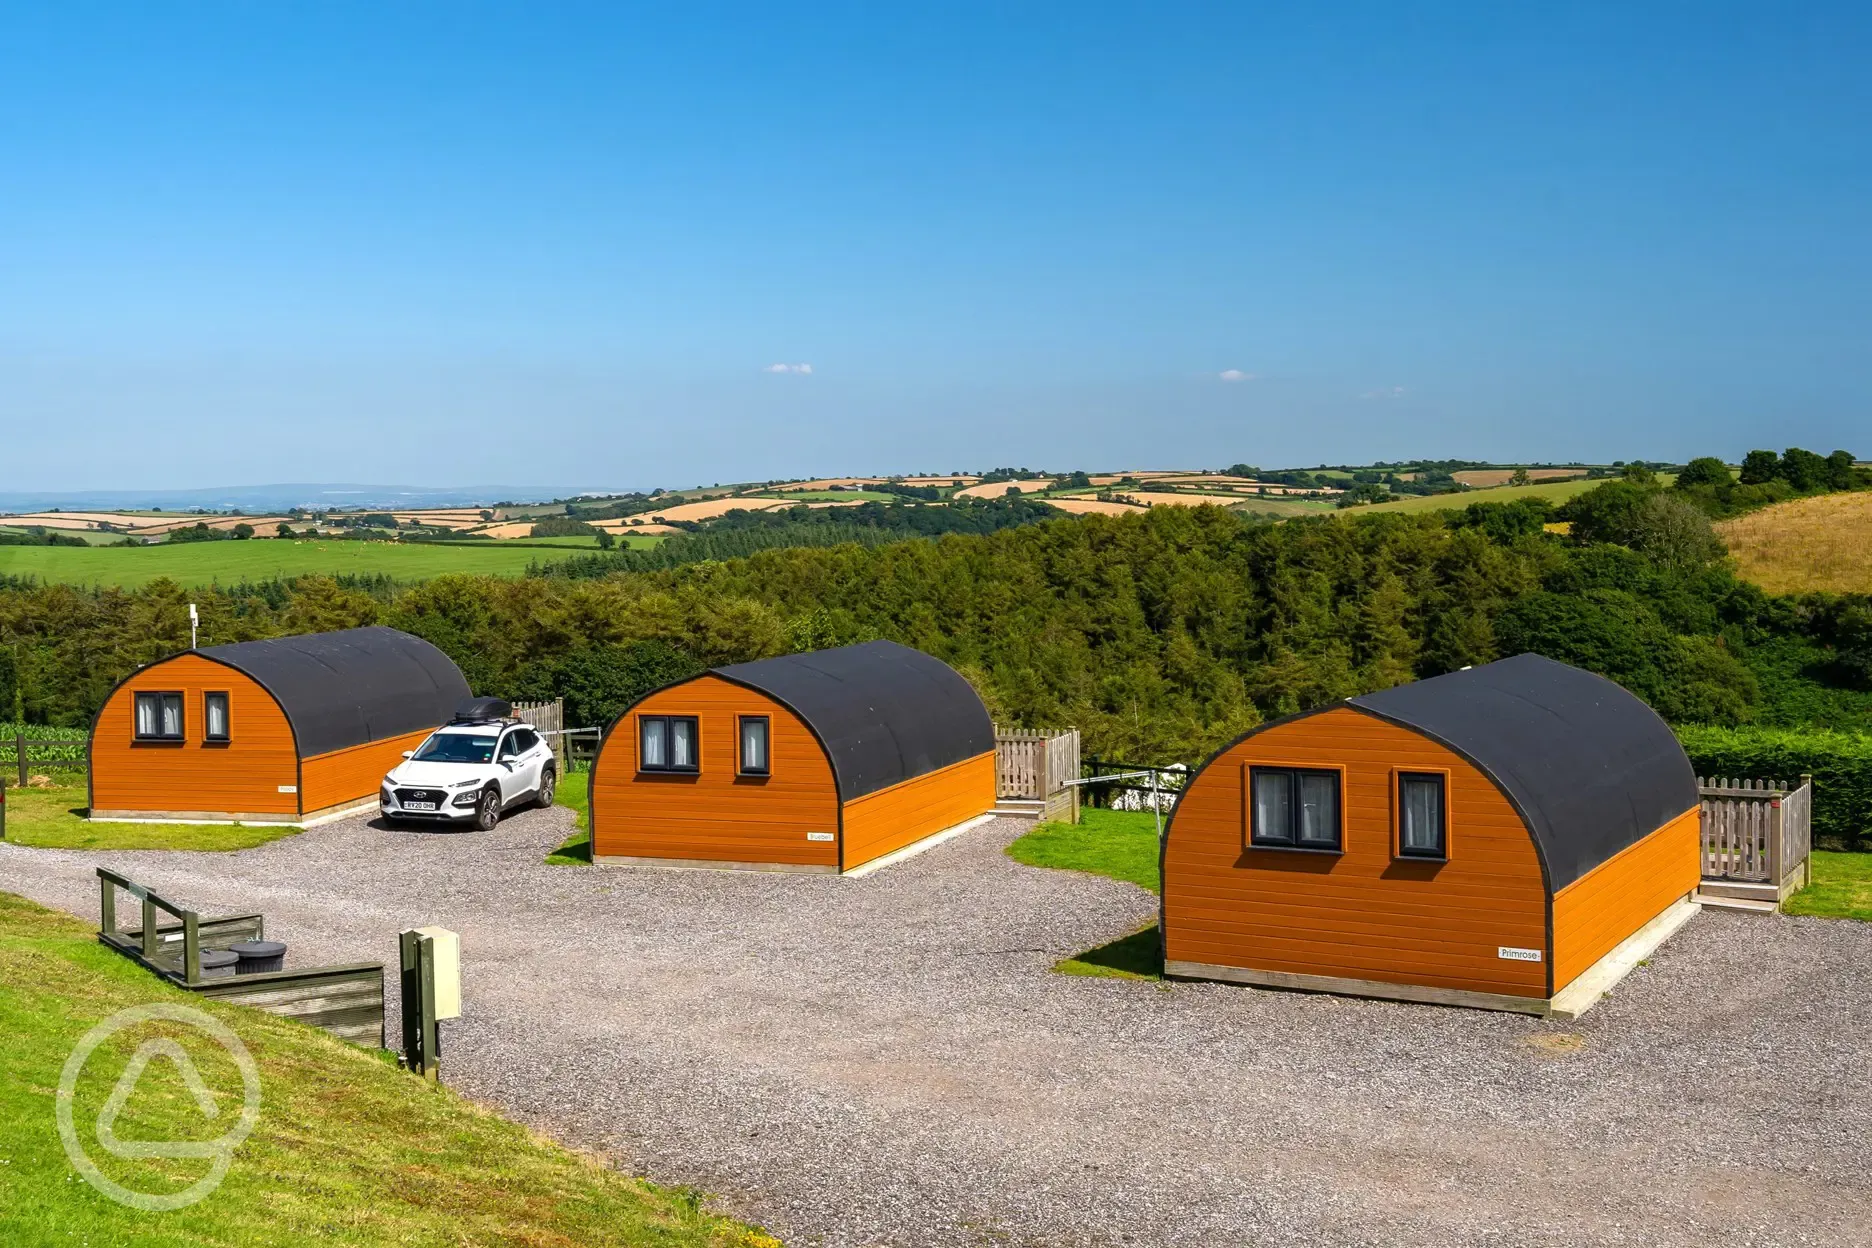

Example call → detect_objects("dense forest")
2 476 1868 767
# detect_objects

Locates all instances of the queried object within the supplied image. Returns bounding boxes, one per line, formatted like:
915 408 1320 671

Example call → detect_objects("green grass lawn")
0 890 777 1247
1784 851 1872 921
1005 809 1164 979
545 770 593 865
3 780 300 851
0 539 574 589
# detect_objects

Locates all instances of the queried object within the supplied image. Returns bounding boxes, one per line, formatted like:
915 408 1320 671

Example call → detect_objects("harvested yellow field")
464 521 539 539
1121 491 1261 508
1037 497 1148 516
592 518 684 535
956 479 1055 499
1452 468 1587 487
635 497 795 523
1717 491 1872 594
898 475 978 486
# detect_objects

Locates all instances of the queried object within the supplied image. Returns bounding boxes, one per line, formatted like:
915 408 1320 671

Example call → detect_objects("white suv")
381 712 556 831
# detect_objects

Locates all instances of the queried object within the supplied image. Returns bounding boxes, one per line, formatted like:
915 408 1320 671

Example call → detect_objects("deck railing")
994 727 1081 822
1699 775 1813 890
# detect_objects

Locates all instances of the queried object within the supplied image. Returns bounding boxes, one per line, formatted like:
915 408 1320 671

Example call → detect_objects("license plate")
405 801 437 812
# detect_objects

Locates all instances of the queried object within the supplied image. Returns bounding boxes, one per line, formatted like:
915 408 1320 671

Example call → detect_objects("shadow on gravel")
1057 925 1161 979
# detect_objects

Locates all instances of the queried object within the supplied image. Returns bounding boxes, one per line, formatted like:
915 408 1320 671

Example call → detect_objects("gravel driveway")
4 806 1871 1247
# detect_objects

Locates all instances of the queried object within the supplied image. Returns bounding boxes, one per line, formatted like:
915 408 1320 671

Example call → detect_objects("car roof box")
453 696 512 723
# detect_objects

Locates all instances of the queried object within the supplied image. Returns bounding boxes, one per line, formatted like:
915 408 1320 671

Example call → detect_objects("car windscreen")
411 734 497 764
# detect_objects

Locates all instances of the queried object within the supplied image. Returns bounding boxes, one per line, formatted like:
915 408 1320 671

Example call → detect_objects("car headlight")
449 778 482 788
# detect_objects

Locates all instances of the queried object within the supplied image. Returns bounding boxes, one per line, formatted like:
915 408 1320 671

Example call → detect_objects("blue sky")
3 2 1868 491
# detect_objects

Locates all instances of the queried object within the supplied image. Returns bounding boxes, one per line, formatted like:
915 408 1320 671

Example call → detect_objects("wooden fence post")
15 731 25 788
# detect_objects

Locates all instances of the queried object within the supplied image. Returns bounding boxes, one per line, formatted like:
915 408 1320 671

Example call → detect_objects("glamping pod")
1161 654 1701 1015
90 626 470 824
590 640 996 872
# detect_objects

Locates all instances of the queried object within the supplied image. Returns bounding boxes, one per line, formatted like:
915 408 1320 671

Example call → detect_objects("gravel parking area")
5 807 1872 1246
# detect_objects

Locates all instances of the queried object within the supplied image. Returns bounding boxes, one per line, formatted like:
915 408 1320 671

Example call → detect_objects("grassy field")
1785 852 1872 921
3 779 299 850
0 539 573 589
0 890 776 1247
0 526 127 546
754 490 899 502
1716 491 1872 594
1352 476 1613 515
1005 809 1162 979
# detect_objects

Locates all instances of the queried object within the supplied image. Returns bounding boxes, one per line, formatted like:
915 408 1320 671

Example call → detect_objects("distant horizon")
0 452 1785 516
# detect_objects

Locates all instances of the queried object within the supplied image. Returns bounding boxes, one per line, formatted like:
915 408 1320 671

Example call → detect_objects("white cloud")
1217 369 1256 382
1359 385 1406 400
764 362 813 375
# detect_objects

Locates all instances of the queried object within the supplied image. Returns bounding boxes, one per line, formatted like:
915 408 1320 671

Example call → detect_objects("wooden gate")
1700 775 1813 890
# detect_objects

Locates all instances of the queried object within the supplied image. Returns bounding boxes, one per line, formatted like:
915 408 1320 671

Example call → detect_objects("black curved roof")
712 641 994 801
199 627 470 759
1348 653 1698 890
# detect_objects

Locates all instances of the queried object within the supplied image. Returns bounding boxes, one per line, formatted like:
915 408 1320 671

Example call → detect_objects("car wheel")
535 766 556 810
474 787 502 832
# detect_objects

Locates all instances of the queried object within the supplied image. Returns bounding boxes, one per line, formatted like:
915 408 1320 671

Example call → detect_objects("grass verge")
1004 808 1162 893
1005 808 1163 979
0 890 776 1246
2 780 299 851
1784 851 1872 921
545 770 593 865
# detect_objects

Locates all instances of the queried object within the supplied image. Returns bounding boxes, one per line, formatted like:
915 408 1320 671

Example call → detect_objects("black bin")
229 939 286 974
198 949 239 979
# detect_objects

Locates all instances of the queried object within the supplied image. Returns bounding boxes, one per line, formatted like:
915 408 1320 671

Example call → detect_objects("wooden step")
1694 892 1779 914
991 799 1045 819
1697 879 1779 903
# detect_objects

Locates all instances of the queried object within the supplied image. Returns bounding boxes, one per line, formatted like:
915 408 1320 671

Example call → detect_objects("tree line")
2 482 1868 762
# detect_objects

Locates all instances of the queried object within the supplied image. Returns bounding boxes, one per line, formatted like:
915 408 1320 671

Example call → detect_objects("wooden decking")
96 867 385 1046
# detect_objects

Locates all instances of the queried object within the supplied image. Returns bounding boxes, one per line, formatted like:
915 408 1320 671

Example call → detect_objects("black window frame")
737 715 771 777
507 728 539 755
203 691 231 743
1395 771 1449 860
638 714 700 773
133 691 186 743
1247 765 1343 852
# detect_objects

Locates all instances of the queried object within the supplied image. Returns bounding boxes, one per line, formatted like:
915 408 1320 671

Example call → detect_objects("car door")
495 731 531 804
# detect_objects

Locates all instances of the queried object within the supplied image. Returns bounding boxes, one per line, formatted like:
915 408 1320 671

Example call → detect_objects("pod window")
134 692 185 742
738 716 770 776
204 692 231 742
1396 772 1448 859
1248 766 1341 851
639 715 699 772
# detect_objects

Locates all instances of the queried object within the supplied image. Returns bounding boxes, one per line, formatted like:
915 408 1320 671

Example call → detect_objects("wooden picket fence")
1699 774 1813 889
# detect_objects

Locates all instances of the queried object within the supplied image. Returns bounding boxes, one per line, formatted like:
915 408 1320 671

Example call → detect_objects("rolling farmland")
1351 476 1612 514
0 539 581 589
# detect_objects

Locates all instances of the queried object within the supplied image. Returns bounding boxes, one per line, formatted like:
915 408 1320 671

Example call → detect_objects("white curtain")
740 718 767 772
640 718 666 767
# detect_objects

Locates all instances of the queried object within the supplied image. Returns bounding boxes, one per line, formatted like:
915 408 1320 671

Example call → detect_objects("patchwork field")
1717 491 1872 594
1355 476 1613 514
1451 468 1588 487
955 478 1056 498
0 539 574 589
